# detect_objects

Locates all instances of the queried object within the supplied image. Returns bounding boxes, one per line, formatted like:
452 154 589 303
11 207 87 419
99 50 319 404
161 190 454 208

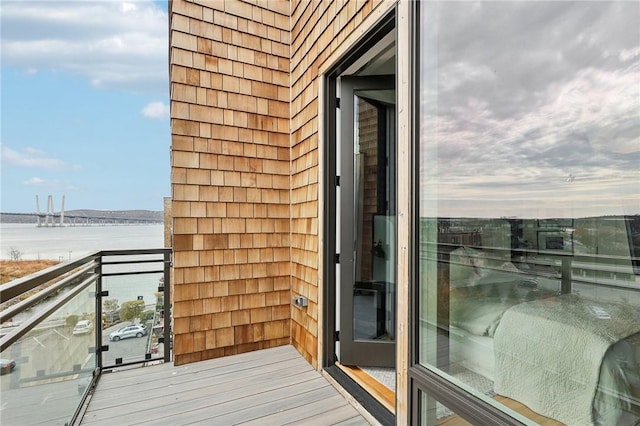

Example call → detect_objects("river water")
0 223 166 315
0 223 164 261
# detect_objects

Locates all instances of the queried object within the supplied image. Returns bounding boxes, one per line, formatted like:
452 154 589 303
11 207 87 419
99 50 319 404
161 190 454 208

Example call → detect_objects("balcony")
0 249 171 425
80 345 369 425
0 249 372 426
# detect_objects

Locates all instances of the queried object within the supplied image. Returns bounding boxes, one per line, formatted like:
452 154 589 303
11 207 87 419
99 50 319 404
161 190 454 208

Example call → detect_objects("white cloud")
141 101 170 119
1 145 81 171
22 177 80 191
23 177 45 186
1 0 168 94
121 2 138 14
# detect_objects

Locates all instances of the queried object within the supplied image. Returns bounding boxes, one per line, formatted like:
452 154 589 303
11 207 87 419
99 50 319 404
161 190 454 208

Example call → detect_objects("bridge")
1 196 163 226
1 212 162 226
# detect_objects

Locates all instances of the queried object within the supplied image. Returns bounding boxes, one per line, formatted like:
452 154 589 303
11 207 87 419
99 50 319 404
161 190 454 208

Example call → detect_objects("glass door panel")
415 2 640 425
339 76 396 367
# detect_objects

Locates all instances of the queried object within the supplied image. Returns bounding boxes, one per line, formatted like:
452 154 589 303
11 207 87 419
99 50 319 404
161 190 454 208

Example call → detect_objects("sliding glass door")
413 1 640 425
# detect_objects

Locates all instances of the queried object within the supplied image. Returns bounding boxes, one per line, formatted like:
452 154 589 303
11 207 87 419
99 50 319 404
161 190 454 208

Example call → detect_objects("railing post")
95 255 104 369
163 250 172 363
561 256 572 294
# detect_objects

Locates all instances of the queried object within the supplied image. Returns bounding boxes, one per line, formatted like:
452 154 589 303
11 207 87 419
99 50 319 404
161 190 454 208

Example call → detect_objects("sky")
418 1 640 219
1 0 170 213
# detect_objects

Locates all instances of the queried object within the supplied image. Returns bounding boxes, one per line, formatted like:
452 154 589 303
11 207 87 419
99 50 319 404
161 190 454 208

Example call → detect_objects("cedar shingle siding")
170 0 384 366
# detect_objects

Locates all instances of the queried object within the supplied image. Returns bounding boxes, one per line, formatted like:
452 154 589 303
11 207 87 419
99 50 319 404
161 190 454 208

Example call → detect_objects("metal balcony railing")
0 248 172 426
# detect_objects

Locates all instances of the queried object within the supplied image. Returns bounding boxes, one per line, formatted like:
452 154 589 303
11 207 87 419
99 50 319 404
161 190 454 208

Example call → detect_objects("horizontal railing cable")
101 269 166 277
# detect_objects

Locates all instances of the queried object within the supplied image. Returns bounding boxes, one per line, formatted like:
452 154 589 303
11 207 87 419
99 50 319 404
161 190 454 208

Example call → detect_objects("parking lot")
102 321 154 366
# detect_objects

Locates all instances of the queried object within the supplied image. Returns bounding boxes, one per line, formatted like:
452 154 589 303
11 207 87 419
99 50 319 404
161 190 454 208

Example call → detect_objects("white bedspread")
449 282 557 338
494 294 640 426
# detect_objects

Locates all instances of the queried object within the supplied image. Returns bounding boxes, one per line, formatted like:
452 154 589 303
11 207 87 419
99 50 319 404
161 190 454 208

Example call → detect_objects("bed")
448 248 640 426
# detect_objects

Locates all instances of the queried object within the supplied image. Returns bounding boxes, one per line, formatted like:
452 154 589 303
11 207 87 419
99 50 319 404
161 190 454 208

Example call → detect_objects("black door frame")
321 8 396 426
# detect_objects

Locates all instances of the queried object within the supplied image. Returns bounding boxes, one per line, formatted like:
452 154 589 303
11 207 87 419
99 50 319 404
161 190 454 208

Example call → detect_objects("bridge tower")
60 195 65 225
35 195 65 227
35 195 41 227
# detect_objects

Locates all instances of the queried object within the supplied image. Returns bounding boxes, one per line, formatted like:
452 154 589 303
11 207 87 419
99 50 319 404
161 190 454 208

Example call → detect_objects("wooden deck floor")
80 345 373 426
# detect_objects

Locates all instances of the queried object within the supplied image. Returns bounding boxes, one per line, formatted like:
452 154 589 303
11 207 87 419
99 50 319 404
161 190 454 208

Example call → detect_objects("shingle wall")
170 0 385 368
169 0 292 366
289 0 383 367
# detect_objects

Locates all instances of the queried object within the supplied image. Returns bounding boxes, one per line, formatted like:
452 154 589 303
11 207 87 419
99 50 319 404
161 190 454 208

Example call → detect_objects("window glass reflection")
420 390 473 425
418 2 639 425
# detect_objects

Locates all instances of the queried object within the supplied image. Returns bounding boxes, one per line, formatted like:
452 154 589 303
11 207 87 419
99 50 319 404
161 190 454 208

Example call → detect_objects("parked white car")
109 324 147 341
72 320 92 335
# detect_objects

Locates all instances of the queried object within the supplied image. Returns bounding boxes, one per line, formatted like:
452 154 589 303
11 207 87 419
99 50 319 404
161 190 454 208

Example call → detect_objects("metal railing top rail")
0 251 100 302
0 261 98 324
99 248 172 257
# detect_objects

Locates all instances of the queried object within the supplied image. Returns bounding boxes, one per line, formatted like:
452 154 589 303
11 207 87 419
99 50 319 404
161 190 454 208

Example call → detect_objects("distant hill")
1 210 164 224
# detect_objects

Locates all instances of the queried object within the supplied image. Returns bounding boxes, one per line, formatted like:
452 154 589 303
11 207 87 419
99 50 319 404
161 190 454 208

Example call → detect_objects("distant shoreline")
0 209 163 224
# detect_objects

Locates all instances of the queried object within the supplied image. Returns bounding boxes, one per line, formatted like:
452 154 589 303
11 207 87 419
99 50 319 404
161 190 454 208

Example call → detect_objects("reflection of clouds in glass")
431 67 639 171
419 1 640 218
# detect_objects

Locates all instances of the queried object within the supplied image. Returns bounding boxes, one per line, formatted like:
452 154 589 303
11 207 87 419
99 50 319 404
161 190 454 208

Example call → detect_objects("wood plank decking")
80 345 373 426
